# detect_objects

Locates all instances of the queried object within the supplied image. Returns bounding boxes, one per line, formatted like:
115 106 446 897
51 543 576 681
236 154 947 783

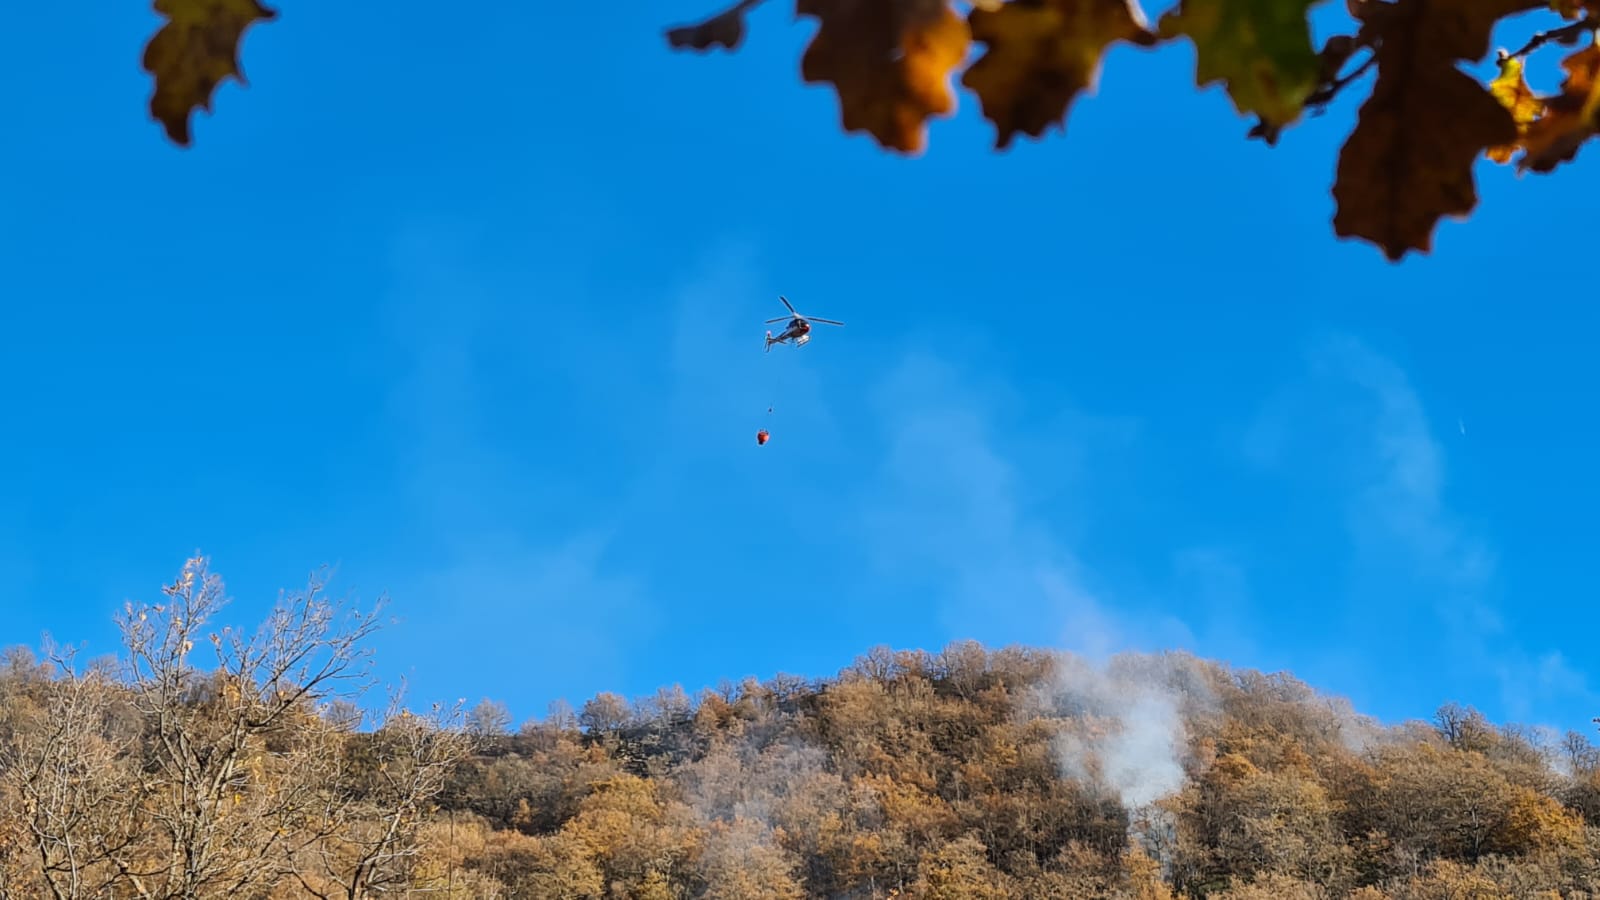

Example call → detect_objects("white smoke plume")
1037 650 1216 811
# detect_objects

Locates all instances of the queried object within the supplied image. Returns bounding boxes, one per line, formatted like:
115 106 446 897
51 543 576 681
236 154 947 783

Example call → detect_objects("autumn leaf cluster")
665 0 1600 261
130 0 1599 263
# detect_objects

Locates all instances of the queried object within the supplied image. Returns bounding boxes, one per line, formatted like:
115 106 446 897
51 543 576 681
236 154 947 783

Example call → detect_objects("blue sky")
2 0 1598 737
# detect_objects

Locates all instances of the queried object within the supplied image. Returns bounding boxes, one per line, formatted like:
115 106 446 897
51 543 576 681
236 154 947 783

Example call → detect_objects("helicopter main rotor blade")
779 295 797 314
806 317 844 326
764 316 792 324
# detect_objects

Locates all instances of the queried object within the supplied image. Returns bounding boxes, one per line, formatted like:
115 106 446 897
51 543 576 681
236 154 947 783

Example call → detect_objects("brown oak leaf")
1347 0 1543 59
797 0 972 155
961 0 1157 149
142 0 277 147
1331 0 1532 261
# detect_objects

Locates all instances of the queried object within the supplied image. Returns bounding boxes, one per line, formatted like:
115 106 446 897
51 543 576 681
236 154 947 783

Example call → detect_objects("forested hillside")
3 559 1599 898
434 648 1600 899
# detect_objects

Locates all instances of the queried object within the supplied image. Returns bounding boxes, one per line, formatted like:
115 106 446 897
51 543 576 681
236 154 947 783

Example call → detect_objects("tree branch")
1503 15 1599 60
1249 33 1376 144
1306 52 1379 113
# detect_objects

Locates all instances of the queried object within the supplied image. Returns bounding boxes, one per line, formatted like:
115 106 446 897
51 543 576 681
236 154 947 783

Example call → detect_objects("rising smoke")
1037 650 1217 811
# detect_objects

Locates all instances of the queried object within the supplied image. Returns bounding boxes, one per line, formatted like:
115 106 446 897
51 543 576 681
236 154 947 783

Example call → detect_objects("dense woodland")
3 559 1599 898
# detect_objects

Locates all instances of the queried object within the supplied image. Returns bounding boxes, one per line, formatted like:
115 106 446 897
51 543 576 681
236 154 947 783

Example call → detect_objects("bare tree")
466 699 512 738
109 554 386 899
1433 702 1494 754
1560 729 1600 776
544 698 578 732
0 555 486 898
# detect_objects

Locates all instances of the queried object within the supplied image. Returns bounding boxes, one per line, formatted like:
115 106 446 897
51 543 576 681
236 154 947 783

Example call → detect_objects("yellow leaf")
141 0 277 146
1486 55 1544 163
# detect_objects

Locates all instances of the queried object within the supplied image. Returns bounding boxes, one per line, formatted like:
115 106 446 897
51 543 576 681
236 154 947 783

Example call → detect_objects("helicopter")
764 295 844 352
